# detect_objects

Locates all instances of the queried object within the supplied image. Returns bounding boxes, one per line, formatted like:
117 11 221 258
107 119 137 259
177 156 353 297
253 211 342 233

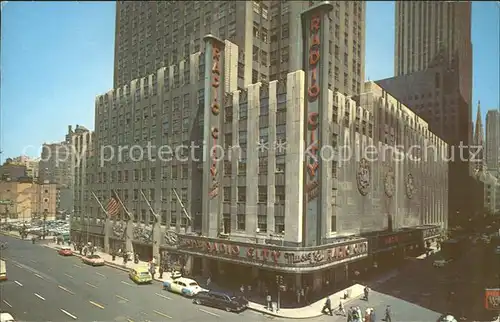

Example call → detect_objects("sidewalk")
43 242 366 319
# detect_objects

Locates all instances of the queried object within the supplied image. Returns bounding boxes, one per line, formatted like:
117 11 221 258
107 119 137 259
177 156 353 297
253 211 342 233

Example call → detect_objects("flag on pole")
106 193 120 217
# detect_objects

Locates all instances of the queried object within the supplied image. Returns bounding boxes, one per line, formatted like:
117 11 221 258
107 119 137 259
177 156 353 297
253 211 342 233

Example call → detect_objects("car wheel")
225 307 231 312
194 299 201 305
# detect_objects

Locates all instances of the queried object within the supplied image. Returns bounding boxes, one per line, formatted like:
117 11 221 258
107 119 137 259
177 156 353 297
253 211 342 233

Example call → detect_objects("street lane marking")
2 300 12 308
126 319 134 322
89 300 105 309
85 282 97 288
30 259 37 263
199 308 220 317
155 293 171 300
153 310 172 319
121 281 133 286
115 295 129 302
34 293 46 301
15 264 22 268
34 273 43 279
14 280 23 287
64 273 74 279
95 272 106 277
60 309 77 320
73 264 82 268
58 285 74 295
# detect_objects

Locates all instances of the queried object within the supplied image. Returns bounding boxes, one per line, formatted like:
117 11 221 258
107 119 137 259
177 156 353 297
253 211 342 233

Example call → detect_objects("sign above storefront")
484 288 500 311
177 236 368 270
423 227 441 239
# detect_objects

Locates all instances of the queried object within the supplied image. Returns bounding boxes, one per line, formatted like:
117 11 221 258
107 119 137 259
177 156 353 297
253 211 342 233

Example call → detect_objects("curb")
0 231 22 239
247 294 363 319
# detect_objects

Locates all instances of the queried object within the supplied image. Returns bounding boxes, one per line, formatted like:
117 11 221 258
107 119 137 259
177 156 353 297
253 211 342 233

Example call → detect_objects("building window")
258 186 267 203
275 186 285 202
150 168 156 180
141 209 147 223
237 187 246 202
257 215 267 232
223 213 231 234
237 214 245 230
223 187 231 202
224 161 232 176
275 216 285 234
161 210 167 225
170 212 177 226
258 158 268 174
331 215 337 232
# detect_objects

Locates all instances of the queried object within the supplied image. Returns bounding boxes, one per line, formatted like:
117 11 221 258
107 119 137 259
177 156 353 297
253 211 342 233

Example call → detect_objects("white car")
0 312 15 322
433 258 452 268
162 277 206 297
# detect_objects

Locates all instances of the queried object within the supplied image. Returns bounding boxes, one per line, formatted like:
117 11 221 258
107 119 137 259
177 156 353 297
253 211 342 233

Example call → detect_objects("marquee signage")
484 288 500 311
423 227 440 239
178 236 367 268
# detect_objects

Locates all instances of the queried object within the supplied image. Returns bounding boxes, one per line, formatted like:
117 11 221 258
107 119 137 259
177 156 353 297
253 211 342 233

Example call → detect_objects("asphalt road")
0 235 279 322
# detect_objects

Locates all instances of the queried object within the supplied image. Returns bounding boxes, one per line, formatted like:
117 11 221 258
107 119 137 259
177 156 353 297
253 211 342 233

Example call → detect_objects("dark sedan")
192 291 248 312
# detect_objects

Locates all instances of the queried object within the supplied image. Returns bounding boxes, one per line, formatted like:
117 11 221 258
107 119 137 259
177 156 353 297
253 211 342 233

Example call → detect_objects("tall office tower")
113 1 365 96
376 1 474 224
485 109 500 171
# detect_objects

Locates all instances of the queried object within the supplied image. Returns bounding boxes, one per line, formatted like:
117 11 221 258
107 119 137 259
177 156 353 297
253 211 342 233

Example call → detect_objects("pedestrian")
335 299 346 316
347 307 353 322
149 263 156 280
240 285 245 296
247 284 252 299
370 308 376 322
321 296 333 316
364 285 370 301
266 293 272 311
158 265 164 279
207 276 211 287
384 305 392 322
296 289 301 304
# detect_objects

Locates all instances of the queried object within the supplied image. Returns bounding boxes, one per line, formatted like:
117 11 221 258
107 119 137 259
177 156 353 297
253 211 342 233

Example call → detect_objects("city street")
370 240 499 321
0 235 276 322
0 234 445 322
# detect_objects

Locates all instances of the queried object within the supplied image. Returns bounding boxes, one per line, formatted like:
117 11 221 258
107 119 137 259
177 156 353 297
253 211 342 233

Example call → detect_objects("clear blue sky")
1 1 499 161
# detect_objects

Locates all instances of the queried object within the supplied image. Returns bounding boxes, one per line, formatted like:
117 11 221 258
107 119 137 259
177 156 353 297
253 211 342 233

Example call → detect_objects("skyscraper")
485 109 500 171
375 1 475 223
113 1 366 96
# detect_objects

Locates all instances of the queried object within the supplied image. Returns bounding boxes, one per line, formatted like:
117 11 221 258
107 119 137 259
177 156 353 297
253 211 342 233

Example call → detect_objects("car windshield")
140 272 150 276
89 255 100 259
189 282 199 286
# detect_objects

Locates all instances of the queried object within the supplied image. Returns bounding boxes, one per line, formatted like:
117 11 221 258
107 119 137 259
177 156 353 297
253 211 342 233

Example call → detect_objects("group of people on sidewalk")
321 286 392 322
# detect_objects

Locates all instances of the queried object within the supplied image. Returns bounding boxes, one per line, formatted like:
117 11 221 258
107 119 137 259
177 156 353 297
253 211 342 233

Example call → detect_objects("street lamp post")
42 209 48 240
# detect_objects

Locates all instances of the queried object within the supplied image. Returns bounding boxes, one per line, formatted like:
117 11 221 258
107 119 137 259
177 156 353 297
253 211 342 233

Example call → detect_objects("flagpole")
90 191 109 245
140 189 159 222
172 188 192 233
111 189 132 220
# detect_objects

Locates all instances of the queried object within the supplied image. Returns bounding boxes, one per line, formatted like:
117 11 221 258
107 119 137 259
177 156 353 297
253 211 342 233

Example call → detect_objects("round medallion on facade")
406 173 415 199
356 158 371 196
384 169 396 198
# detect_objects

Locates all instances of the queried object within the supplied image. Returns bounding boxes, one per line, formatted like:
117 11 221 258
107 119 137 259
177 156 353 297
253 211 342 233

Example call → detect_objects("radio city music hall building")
75 2 448 294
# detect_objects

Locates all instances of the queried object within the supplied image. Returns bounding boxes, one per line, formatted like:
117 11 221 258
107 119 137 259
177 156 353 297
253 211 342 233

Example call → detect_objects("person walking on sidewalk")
364 285 370 301
321 296 333 316
266 293 272 311
335 299 347 316
384 305 392 322
158 265 164 279
149 262 156 280
206 276 211 287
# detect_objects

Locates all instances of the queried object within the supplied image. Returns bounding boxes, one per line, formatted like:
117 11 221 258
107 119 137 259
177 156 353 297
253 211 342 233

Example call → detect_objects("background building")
0 159 28 181
10 156 40 180
485 109 500 171
376 1 475 224
0 179 58 223
114 1 365 96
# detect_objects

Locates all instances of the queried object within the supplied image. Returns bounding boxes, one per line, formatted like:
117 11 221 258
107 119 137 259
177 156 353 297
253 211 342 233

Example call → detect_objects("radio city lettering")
180 239 240 256
305 15 322 203
284 242 368 265
246 247 281 263
209 43 221 198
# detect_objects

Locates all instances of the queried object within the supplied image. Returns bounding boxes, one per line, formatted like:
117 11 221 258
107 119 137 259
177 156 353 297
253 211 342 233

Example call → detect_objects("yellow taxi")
129 266 153 284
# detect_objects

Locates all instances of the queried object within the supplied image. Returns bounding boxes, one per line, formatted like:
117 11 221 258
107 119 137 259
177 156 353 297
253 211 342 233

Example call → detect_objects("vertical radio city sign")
301 2 333 246
202 35 225 237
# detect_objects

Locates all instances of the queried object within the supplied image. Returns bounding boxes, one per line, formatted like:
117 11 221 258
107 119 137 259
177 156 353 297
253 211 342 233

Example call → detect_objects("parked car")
192 291 248 312
0 312 15 322
81 254 105 266
433 258 452 268
162 277 206 297
58 246 73 256
129 267 152 284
